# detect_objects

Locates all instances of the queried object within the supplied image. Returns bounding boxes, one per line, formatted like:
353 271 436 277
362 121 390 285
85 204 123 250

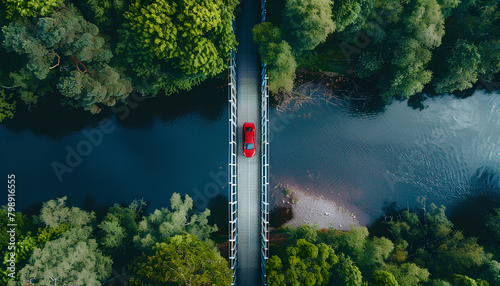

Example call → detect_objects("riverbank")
281 188 363 231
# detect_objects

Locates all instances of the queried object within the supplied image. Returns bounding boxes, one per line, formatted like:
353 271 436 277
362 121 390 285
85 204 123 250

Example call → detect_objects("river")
1 81 499 224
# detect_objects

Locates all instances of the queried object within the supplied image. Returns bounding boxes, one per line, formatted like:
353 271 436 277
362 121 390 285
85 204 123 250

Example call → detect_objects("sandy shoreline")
283 189 362 231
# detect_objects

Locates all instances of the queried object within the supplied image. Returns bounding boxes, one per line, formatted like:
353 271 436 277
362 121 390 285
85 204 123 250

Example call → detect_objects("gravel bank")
283 189 362 231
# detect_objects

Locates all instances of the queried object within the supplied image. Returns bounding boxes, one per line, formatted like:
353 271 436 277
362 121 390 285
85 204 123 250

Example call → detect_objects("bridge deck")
236 0 261 284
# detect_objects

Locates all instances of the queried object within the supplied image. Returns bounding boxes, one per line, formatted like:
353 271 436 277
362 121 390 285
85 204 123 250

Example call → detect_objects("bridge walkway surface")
235 0 262 284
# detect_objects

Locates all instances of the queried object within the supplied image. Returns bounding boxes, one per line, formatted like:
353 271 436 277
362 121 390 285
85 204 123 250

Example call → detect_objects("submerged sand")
283 189 362 231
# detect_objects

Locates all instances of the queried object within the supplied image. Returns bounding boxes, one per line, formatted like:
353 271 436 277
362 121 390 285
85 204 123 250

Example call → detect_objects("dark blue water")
270 89 500 224
0 80 228 212
1 80 499 225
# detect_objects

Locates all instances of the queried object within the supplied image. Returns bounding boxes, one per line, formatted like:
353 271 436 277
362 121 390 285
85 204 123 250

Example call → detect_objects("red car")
243 122 256 157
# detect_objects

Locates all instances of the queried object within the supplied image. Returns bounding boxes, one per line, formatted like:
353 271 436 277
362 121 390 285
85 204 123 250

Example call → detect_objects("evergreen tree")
2 5 132 113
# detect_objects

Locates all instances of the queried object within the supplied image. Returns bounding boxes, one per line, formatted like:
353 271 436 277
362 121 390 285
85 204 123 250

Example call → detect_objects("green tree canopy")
97 200 146 255
353 0 445 101
38 196 95 228
371 270 399 286
485 208 500 239
117 0 238 95
15 227 112 286
2 0 64 19
281 0 335 52
331 0 374 33
2 5 132 113
270 239 338 286
434 39 482 93
0 90 15 122
253 22 297 93
129 233 232 286
331 253 363 286
133 193 218 253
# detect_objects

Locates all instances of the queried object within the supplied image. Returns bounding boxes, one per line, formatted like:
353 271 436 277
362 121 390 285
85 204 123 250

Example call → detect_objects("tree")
434 39 482 93
451 274 490 286
331 253 363 286
2 5 132 113
2 0 64 19
482 260 500 286
76 0 130 27
354 0 445 101
38 196 95 228
331 0 374 32
371 270 399 286
355 51 384 78
0 90 15 122
267 256 286 286
117 0 238 96
282 239 338 285
129 234 231 286
97 200 145 255
15 227 112 285
253 22 297 93
387 262 430 286
282 0 335 52
133 193 218 253
485 208 500 239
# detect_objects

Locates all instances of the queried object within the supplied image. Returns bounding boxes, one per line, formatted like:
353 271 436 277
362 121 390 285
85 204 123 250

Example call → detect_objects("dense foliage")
268 205 500 286
116 0 238 96
129 234 232 285
0 193 227 285
2 5 132 113
256 0 500 101
0 0 238 118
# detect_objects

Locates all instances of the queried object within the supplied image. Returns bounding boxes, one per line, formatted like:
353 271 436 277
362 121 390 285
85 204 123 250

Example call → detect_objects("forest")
0 193 232 285
268 204 500 286
1 0 499 122
254 0 500 100
0 0 238 118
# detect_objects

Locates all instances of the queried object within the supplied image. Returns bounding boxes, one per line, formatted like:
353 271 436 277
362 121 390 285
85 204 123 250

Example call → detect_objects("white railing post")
260 2 269 283
228 24 238 284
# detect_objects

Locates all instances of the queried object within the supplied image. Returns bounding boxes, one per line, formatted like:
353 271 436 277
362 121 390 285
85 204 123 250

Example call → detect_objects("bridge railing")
260 1 269 285
260 63 269 286
228 47 238 286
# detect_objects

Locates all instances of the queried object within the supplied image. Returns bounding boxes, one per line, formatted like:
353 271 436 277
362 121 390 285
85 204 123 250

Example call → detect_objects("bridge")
228 0 269 285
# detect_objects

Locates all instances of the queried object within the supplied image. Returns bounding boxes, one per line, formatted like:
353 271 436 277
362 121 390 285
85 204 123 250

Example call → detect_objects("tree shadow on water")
2 78 227 139
449 167 500 240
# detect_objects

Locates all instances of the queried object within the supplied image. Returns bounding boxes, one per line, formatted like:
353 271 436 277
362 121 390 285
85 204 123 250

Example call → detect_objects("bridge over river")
228 0 269 285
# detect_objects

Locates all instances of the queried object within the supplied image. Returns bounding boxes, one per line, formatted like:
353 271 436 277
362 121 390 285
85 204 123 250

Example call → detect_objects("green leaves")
133 193 218 254
2 0 64 19
253 22 297 93
269 238 338 286
0 90 15 122
17 227 112 285
282 0 336 52
119 0 238 95
371 270 399 286
2 5 132 113
129 234 232 286
38 196 95 228
434 39 482 93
